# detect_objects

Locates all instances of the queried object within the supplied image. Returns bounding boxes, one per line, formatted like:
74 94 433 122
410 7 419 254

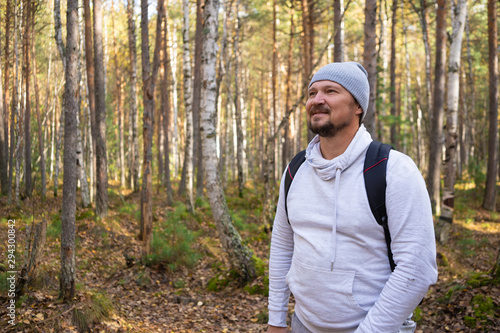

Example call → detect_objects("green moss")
464 294 497 328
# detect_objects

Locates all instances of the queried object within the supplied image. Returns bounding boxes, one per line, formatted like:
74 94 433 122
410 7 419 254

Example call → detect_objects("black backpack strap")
364 141 395 271
284 150 306 224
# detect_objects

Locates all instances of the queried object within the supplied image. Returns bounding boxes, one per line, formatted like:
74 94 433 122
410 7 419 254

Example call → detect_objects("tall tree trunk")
483 0 498 210
333 0 344 62
162 12 173 205
32 17 47 200
94 0 109 218
193 0 204 199
127 0 140 192
1 0 12 196
389 0 398 146
200 0 256 283
60 0 78 301
364 0 378 136
427 0 446 214
0 45 6 196
83 0 96 201
437 0 467 242
270 0 277 186
10 0 21 205
282 4 295 171
111 4 125 188
180 0 194 212
139 0 163 254
23 0 32 198
234 0 245 197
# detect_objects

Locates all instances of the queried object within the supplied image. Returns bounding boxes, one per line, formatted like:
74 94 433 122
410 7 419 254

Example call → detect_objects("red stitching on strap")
364 158 388 173
287 166 294 180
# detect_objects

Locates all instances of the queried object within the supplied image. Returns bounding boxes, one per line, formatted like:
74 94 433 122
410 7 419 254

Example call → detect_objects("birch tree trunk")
180 0 194 212
200 0 256 283
364 0 378 137
234 0 245 197
127 0 140 192
162 13 173 205
483 0 498 210
60 0 78 301
94 0 109 218
193 0 204 199
436 0 467 242
427 0 446 214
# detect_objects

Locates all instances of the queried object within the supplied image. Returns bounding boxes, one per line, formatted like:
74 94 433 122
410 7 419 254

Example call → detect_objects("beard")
307 106 350 138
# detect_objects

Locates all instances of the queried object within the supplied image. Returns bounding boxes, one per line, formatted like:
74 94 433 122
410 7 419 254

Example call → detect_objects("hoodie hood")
305 124 372 181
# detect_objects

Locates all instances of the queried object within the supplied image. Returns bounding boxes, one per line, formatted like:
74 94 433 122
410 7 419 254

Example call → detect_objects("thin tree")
234 0 245 197
23 0 33 198
200 0 256 283
127 0 140 192
179 0 194 212
364 0 378 136
32 8 47 200
94 0 109 218
483 0 498 210
427 0 446 214
333 0 344 62
60 0 79 301
84 0 96 201
1 0 12 196
389 0 398 146
193 0 204 199
161 10 173 205
111 2 125 188
436 0 467 242
139 0 163 254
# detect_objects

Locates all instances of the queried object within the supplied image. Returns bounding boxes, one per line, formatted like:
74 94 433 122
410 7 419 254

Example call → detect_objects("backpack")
283 140 396 271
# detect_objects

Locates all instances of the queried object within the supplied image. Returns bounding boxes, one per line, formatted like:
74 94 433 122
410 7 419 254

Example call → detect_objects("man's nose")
311 92 325 105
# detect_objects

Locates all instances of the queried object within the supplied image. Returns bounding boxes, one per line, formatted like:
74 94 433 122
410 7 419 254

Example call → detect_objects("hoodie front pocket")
286 258 367 330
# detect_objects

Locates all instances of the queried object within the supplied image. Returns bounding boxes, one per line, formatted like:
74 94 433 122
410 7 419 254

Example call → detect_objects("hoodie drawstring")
330 168 342 270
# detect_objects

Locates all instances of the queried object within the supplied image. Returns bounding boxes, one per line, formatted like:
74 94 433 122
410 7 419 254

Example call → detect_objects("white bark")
182 0 194 212
200 0 256 282
440 0 467 225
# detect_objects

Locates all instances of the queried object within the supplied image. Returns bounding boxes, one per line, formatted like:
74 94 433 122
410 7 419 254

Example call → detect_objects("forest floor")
0 180 499 332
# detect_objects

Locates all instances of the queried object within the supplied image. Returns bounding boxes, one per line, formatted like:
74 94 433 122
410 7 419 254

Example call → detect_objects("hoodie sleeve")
355 151 438 333
267 171 295 327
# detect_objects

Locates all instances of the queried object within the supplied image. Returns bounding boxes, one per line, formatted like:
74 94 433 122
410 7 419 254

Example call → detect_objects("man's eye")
309 92 316 97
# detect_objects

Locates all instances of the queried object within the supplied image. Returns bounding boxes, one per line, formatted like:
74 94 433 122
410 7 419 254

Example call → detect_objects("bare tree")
127 0 140 192
200 0 256 283
139 0 163 254
427 0 446 214
32 10 47 200
436 0 467 242
1 0 12 196
23 0 33 198
60 0 79 301
364 0 378 137
389 0 398 146
333 0 344 62
94 0 109 218
483 0 498 210
179 0 194 212
84 0 96 201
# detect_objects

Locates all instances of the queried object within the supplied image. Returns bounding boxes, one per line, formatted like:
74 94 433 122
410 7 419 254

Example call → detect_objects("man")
267 62 438 333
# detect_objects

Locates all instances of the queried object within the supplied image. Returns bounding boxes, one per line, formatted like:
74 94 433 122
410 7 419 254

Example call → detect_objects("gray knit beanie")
309 62 370 122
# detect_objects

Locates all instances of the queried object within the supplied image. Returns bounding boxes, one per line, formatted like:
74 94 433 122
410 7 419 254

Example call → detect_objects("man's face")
306 80 362 137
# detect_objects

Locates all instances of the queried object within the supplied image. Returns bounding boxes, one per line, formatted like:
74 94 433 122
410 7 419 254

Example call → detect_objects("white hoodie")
268 125 438 332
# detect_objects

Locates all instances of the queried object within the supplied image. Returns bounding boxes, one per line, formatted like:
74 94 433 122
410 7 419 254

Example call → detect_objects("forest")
0 0 499 331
